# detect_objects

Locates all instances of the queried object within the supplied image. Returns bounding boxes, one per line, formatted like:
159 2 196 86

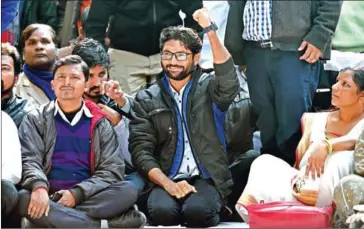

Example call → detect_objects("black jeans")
1 180 19 227
148 179 223 227
17 181 138 228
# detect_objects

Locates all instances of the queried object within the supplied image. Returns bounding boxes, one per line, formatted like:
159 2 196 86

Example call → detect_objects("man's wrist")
31 181 48 192
203 21 217 34
161 178 173 190
201 21 212 29
32 186 48 193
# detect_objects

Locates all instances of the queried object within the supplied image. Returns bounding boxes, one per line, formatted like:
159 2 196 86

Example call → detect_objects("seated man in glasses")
129 9 239 227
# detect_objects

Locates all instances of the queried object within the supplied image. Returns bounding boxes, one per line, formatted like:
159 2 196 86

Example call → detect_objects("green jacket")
332 1 364 53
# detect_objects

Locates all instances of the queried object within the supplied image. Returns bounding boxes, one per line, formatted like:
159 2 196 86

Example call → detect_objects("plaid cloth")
242 0 272 41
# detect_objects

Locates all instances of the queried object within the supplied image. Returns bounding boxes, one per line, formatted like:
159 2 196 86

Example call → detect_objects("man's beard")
84 85 103 101
163 64 196 81
1 79 15 96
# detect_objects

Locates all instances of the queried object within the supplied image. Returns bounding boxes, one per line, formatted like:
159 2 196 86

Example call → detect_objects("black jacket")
129 58 239 201
85 0 203 56
224 76 256 164
2 93 33 128
20 0 58 34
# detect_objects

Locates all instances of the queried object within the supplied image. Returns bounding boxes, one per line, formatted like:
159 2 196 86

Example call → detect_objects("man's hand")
193 8 211 28
98 104 122 127
163 180 197 199
28 187 50 219
103 80 127 107
305 141 329 179
57 190 76 208
298 41 323 64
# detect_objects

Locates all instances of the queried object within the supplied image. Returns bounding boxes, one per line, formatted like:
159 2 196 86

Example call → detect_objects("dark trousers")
2 180 19 227
148 179 223 227
244 44 320 165
16 181 138 228
125 171 146 195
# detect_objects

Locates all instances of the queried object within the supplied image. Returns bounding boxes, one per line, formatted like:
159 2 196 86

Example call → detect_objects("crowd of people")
1 0 364 228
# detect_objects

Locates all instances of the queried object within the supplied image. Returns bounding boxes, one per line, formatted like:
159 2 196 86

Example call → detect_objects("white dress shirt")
1 111 22 184
169 83 200 180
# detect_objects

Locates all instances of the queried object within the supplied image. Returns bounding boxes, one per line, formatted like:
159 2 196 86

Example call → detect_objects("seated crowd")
1 4 364 229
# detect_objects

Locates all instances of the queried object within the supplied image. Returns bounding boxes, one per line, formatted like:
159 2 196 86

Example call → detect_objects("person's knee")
183 202 220 227
148 202 180 226
251 154 276 170
1 180 19 215
113 181 138 207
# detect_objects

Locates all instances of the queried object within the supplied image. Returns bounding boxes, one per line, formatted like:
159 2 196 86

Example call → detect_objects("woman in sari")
333 130 364 228
236 67 364 223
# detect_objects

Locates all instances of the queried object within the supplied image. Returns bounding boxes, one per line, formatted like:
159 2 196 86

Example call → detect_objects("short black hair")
1 42 21 76
53 55 89 81
340 67 364 92
160 26 202 54
20 23 58 50
72 38 110 69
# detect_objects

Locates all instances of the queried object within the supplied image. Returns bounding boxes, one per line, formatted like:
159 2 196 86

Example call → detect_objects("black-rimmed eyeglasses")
161 51 192 61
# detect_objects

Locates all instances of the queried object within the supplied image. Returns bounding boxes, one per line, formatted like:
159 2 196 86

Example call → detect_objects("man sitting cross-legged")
16 55 146 228
129 8 239 227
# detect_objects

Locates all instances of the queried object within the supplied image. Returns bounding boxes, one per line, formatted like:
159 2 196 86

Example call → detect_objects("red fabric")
84 100 106 174
1 30 15 44
241 201 334 228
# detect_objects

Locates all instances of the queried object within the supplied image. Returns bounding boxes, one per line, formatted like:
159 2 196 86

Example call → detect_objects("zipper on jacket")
166 107 182 178
159 77 206 178
45 128 57 175
90 118 104 174
182 99 207 179
180 82 208 178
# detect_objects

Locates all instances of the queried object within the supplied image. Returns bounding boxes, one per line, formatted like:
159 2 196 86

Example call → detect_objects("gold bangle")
322 139 333 155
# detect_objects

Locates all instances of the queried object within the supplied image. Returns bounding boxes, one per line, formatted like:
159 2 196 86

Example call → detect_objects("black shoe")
107 209 147 228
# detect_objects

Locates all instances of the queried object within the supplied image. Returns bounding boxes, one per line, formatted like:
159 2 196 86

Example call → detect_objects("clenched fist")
102 80 127 107
193 8 211 28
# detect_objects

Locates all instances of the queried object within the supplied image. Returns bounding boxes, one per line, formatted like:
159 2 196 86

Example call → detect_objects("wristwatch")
203 22 218 34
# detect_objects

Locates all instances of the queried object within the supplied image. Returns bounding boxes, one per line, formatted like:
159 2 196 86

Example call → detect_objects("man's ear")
14 75 19 84
51 80 55 90
194 53 201 66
